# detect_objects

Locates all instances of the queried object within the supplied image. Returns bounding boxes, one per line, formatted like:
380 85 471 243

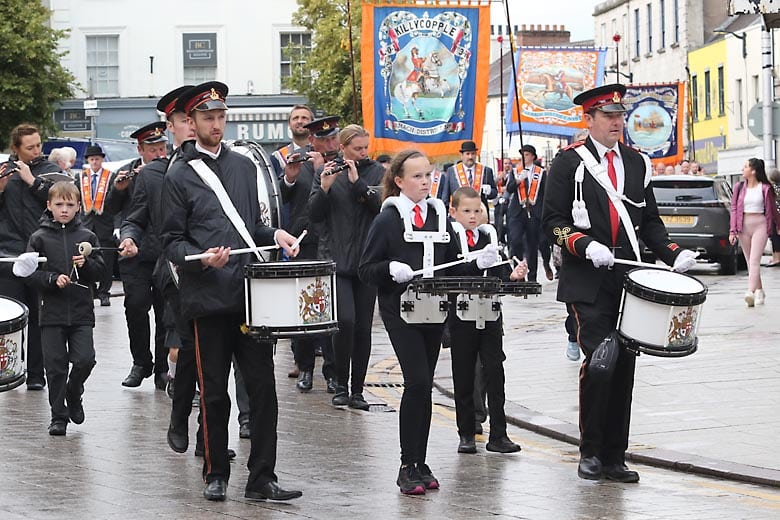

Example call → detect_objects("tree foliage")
0 0 75 147
289 0 362 125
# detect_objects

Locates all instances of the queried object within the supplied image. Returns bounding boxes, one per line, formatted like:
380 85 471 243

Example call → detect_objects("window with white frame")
634 9 640 57
646 3 653 53
704 70 711 119
280 32 312 93
86 35 119 97
660 0 666 49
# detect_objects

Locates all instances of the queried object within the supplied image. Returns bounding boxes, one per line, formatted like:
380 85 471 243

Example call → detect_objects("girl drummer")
729 158 780 307
358 149 498 495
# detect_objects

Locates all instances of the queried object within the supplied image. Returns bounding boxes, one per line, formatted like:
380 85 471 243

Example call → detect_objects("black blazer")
542 137 681 304
505 166 546 221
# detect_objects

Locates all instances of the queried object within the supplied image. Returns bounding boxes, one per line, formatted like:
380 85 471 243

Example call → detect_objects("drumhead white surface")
627 269 704 294
0 297 25 321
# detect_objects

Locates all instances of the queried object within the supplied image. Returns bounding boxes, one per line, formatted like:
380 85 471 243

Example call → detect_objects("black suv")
645 175 740 274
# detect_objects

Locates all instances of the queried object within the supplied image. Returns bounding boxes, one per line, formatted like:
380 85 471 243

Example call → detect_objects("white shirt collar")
591 138 621 161
195 142 221 160
398 193 428 223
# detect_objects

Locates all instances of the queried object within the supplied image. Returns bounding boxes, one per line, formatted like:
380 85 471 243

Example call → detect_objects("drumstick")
0 256 48 263
77 242 120 256
185 245 279 262
290 230 308 250
613 258 672 270
410 256 473 276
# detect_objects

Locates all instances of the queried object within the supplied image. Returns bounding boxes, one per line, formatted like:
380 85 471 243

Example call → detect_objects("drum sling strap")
573 146 649 262
188 158 264 262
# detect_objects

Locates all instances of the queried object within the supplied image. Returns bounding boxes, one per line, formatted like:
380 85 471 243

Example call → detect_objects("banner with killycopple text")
621 83 685 166
505 46 606 138
361 0 490 160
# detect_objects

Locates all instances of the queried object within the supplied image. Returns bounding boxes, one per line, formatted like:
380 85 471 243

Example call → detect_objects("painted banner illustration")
622 83 684 165
505 47 606 137
361 0 490 159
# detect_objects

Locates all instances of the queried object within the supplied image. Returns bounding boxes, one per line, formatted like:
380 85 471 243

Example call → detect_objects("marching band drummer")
160 81 302 502
358 149 498 495
542 84 698 484
308 123 385 410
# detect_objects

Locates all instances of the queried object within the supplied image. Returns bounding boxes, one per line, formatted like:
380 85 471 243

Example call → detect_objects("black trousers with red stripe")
567 270 637 466
192 313 278 489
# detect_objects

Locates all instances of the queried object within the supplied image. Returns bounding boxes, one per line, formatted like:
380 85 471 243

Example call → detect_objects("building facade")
46 0 309 147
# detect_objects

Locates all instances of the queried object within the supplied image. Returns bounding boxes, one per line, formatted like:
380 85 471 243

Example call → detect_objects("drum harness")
572 146 654 263
381 196 450 277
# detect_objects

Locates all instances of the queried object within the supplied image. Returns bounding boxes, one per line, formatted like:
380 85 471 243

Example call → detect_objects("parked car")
42 137 138 171
644 174 741 275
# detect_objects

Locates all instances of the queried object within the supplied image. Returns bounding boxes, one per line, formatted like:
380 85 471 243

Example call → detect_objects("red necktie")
605 150 619 245
466 229 476 247
413 205 424 228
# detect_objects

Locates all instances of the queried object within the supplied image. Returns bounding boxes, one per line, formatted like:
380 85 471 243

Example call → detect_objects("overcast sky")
490 1 599 42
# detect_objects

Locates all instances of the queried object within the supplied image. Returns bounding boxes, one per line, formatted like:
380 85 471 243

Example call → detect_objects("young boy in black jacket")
25 181 105 435
448 187 527 455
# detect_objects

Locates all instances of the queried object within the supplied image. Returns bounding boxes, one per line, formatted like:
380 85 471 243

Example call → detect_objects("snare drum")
227 140 282 261
617 268 707 357
411 276 501 295
244 261 338 338
496 281 542 298
0 297 28 392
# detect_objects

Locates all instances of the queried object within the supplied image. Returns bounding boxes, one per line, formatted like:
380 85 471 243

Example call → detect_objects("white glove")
476 243 500 270
389 261 414 284
113 228 120 241
12 252 40 278
481 184 492 195
672 249 699 273
585 241 615 268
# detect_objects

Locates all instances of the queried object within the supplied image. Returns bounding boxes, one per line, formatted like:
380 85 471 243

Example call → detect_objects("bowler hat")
521 144 537 157
459 141 478 153
84 145 105 158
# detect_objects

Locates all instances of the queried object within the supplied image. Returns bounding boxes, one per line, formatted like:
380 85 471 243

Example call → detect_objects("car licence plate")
660 215 695 226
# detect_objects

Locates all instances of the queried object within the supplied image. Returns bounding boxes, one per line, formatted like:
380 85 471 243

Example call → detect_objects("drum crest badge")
299 277 331 324
667 306 697 347
0 336 20 376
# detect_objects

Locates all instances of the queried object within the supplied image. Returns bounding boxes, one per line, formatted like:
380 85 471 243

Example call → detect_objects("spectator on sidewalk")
729 158 780 306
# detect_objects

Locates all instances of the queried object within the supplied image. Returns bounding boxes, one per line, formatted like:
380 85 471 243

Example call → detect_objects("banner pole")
503 0 524 151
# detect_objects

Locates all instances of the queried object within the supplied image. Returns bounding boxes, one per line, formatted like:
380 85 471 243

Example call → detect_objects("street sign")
83 99 98 110
746 102 780 138
84 109 101 117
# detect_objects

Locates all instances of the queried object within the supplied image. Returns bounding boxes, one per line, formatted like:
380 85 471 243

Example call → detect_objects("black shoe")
332 387 349 406
416 463 439 490
166 378 175 400
245 481 303 501
577 455 603 480
121 365 152 387
68 396 85 425
239 422 251 439
457 434 477 454
296 370 313 392
474 421 483 435
195 444 236 459
603 463 640 483
326 378 338 394
396 464 425 495
544 263 554 281
154 373 167 390
48 420 67 436
99 294 111 306
203 479 227 501
486 436 521 453
348 393 370 411
27 378 45 391
167 424 188 453
287 364 300 378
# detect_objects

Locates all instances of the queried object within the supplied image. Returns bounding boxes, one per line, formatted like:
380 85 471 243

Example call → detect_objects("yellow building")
687 38 728 174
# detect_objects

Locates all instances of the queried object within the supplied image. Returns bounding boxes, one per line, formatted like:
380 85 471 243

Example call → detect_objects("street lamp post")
613 34 622 83
498 35 505 169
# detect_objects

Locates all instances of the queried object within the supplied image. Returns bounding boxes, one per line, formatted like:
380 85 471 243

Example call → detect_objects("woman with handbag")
729 158 780 306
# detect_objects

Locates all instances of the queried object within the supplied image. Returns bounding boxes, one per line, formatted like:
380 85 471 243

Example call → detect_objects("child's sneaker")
416 463 439 490
48 420 67 436
745 291 755 307
755 289 766 305
396 464 425 495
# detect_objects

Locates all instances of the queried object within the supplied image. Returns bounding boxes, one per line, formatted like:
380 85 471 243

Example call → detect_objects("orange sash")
430 168 441 197
455 162 483 192
81 168 111 215
517 165 542 206
273 144 291 168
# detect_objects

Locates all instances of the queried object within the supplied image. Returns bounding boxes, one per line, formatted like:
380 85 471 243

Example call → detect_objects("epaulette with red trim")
562 140 585 151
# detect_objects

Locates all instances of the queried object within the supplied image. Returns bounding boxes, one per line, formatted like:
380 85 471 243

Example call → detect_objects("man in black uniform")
279 115 337 393
161 81 302 502
77 145 118 307
542 84 698 483
108 122 169 388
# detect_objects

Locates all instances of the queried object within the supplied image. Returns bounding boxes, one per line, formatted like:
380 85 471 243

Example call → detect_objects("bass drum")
225 140 282 261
